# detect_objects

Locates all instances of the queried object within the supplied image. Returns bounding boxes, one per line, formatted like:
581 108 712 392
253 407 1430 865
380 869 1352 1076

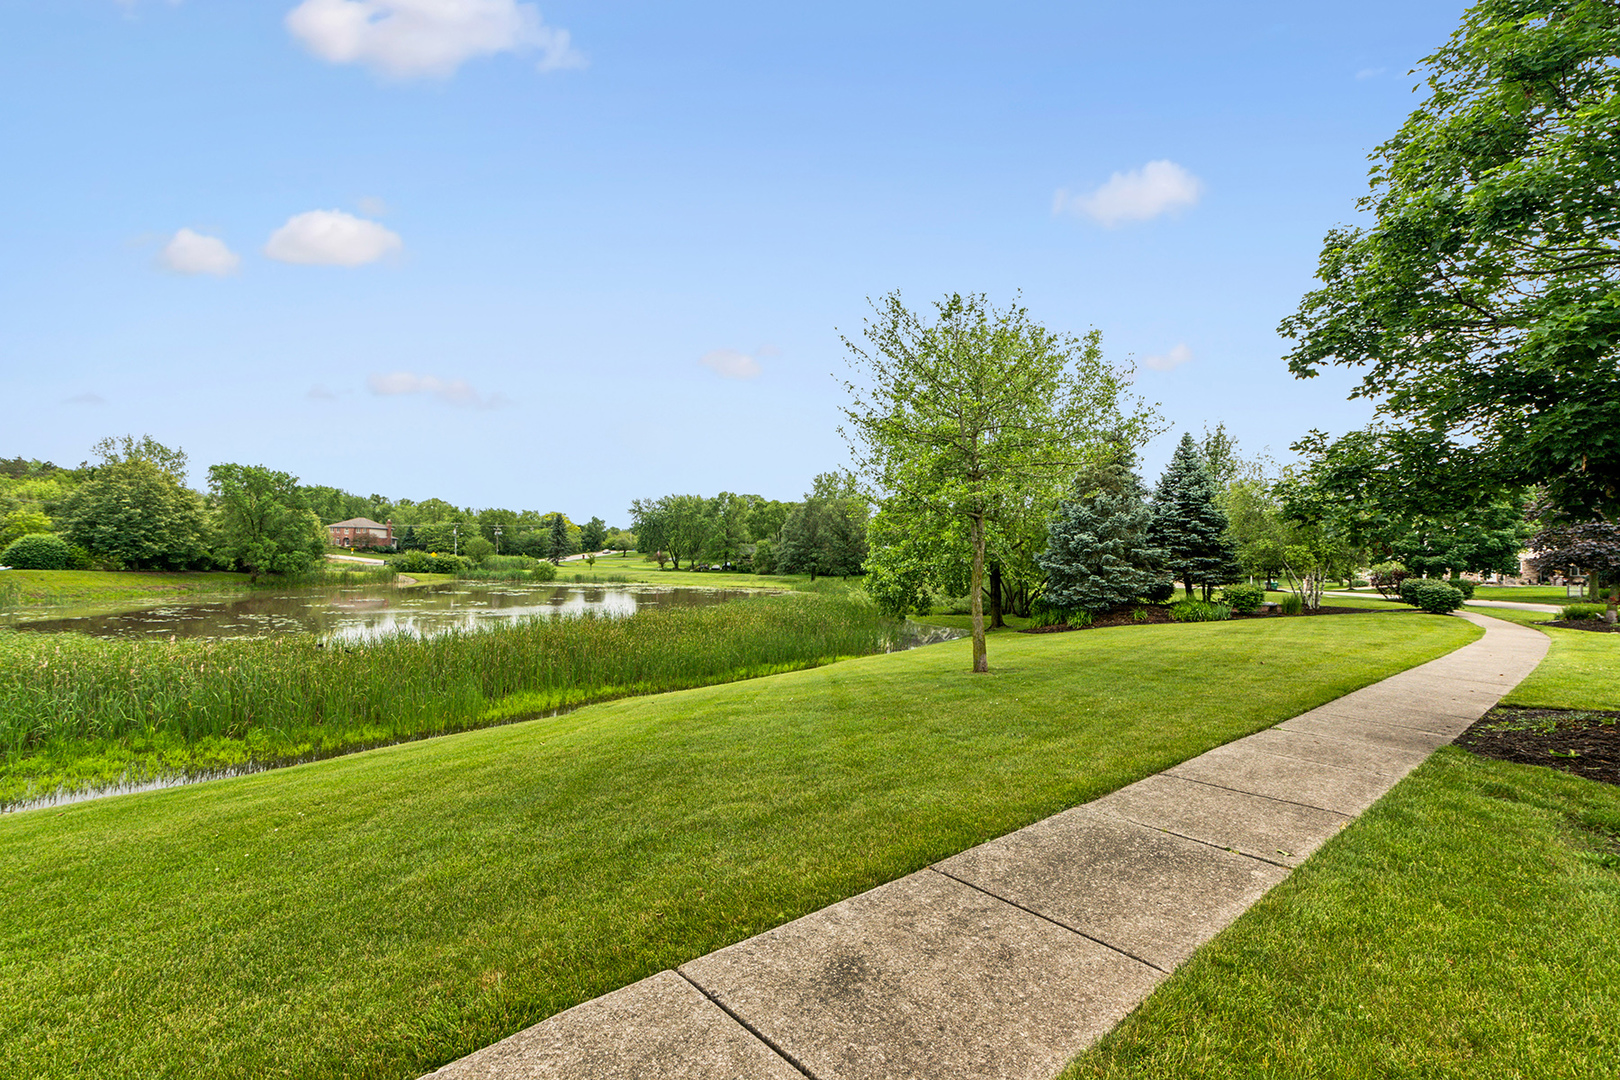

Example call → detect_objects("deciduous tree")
208 463 327 581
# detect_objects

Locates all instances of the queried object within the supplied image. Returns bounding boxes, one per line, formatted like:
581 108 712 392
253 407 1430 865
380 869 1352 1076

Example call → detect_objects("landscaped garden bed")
1456 707 1620 787
1020 603 1391 633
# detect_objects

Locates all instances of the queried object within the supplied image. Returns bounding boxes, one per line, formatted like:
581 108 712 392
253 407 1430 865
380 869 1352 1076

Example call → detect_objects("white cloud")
699 349 763 380
366 371 507 408
285 0 584 79
159 228 240 276
265 209 402 266
307 384 338 401
62 392 107 406
1355 67 1386 80
1054 160 1203 227
1142 343 1194 372
356 195 390 216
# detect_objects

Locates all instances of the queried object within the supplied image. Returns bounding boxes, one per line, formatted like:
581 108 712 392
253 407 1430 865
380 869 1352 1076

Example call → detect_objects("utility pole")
493 526 502 554
453 524 459 556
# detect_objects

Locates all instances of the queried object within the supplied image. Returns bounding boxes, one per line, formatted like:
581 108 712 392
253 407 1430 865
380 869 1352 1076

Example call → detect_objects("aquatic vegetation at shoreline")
0 591 898 807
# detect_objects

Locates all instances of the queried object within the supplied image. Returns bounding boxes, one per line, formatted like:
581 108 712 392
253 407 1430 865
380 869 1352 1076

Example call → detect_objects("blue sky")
1 1 1467 523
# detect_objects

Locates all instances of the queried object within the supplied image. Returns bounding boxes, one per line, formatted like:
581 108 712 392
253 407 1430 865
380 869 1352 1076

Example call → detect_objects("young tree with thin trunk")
841 291 1158 673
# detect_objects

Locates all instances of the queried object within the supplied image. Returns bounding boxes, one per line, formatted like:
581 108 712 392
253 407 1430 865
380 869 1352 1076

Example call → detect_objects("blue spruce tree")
1038 447 1167 613
1148 432 1243 600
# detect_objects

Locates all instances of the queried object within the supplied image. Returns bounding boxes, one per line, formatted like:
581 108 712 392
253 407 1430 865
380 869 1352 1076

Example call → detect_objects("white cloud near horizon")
699 348 764 380
367 371 507 408
62 392 108 406
159 228 240 275
1054 160 1203 227
285 0 584 79
265 209 402 266
1142 343 1194 372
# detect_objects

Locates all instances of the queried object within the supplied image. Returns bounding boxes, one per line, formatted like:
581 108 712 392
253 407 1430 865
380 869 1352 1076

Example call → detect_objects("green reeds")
0 591 898 806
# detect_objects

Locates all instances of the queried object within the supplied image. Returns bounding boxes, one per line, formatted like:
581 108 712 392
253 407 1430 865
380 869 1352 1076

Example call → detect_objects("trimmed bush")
1219 583 1265 614
1406 580 1465 614
1448 577 1476 600
1171 599 1232 622
2 533 72 570
1561 603 1604 621
1397 577 1424 605
393 550 471 575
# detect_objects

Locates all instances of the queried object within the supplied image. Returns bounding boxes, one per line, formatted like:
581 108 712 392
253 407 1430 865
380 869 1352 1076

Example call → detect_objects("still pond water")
7 583 757 643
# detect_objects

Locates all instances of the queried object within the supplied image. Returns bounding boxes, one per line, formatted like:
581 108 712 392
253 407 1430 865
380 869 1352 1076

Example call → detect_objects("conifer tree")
1149 432 1242 600
1038 447 1165 612
546 513 570 564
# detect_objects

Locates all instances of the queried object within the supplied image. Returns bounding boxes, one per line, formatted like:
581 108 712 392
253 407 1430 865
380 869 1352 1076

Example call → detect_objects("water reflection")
8 583 758 643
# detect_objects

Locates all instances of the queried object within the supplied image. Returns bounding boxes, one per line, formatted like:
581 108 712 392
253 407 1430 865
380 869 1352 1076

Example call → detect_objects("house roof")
328 517 390 530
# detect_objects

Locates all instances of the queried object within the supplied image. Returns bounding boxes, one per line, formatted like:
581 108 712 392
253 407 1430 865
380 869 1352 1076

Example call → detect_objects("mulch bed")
1018 604 1388 634
1456 707 1620 788
1537 619 1620 633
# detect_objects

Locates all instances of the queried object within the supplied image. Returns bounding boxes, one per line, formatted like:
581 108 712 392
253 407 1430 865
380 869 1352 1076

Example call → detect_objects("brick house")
327 517 395 549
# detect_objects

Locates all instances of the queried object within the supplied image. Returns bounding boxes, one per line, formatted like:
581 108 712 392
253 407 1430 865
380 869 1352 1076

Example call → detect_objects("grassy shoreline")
0 590 896 808
0 611 1476 1080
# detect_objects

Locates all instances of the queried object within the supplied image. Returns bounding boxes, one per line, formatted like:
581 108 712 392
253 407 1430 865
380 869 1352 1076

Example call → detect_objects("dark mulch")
1018 604 1388 634
1456 707 1620 787
1538 619 1620 633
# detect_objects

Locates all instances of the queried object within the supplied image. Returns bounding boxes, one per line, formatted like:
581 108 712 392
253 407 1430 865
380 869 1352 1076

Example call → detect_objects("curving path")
423 612 1549 1080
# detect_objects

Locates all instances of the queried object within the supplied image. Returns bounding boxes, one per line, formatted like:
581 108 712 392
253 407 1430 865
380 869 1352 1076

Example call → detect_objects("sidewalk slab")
1165 743 1395 816
1276 714 1455 756
1239 727 1433 777
680 870 1162 1080
421 970 802 1080
934 807 1289 969
1088 773 1349 868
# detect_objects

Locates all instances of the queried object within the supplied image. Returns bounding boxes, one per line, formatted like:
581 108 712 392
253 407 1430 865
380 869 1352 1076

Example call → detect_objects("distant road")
326 553 386 566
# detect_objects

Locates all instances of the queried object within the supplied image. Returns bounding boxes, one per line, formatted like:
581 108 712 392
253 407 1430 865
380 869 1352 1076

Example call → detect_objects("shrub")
1447 577 1476 600
1369 561 1411 599
1030 604 1091 629
463 537 495 564
393 550 471 575
1279 592 1304 616
1171 599 1232 622
2 533 72 570
1406 580 1465 614
1142 577 1176 603
1218 583 1265 614
531 561 558 582
1561 603 1604 621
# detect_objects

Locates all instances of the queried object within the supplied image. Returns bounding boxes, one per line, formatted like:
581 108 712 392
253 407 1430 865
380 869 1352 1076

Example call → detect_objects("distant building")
328 517 395 549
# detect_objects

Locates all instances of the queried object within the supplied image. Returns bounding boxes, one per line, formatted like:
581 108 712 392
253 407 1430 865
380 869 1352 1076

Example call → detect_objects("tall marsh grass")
0 591 898 806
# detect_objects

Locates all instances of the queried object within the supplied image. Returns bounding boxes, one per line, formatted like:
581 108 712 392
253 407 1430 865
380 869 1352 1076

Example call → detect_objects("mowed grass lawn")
0 611 1475 1080
1064 609 1620 1080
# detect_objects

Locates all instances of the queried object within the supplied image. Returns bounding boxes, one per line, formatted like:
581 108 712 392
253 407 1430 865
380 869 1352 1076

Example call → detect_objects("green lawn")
1062 748 1620 1080
1472 584 1581 605
0 612 1475 1080
1062 599 1620 1079
0 568 254 610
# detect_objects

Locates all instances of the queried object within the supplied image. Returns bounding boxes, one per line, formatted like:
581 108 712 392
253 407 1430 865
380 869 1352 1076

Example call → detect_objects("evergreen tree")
1038 448 1165 612
546 513 570 564
1148 432 1243 600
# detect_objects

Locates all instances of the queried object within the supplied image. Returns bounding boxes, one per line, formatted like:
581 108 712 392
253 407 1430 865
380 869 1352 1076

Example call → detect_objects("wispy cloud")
699 348 767 380
1142 343 1194 372
366 371 508 408
1355 67 1386 80
306 384 339 401
63 392 107 405
285 0 584 79
159 228 240 276
265 209 402 267
1054 160 1203 228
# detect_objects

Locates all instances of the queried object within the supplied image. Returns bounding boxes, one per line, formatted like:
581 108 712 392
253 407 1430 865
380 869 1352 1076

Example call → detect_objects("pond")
4 582 761 643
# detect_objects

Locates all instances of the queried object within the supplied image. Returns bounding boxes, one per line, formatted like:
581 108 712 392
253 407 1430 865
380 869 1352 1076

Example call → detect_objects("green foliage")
1448 577 1476 600
752 538 777 575
1148 433 1243 600
462 536 495 565
1368 560 1411 599
579 515 607 553
1029 605 1092 629
1405 579 1466 614
1280 592 1305 616
1170 599 1232 622
0 509 53 551
2 533 72 570
1561 603 1604 621
777 473 869 579
1218 583 1265 614
59 440 211 570
207 463 326 581
1039 446 1166 612
842 290 1160 671
392 550 470 575
1280 0 1620 519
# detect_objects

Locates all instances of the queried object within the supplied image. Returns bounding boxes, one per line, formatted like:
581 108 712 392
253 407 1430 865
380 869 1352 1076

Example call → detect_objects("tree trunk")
989 562 1005 629
1607 572 1617 625
970 513 988 673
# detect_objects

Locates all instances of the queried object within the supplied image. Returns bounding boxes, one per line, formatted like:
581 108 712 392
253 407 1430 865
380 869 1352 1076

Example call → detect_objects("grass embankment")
0 569 254 609
1472 584 1579 604
1063 602 1620 1079
0 591 895 807
0 613 1476 1080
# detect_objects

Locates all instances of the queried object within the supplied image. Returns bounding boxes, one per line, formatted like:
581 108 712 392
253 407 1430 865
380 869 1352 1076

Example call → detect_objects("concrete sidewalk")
424 612 1548 1080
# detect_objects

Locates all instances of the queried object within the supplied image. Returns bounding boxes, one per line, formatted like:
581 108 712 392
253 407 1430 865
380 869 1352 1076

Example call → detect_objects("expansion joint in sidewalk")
674 970 819 1080
925 866 1168 974
1167 773 1350 820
